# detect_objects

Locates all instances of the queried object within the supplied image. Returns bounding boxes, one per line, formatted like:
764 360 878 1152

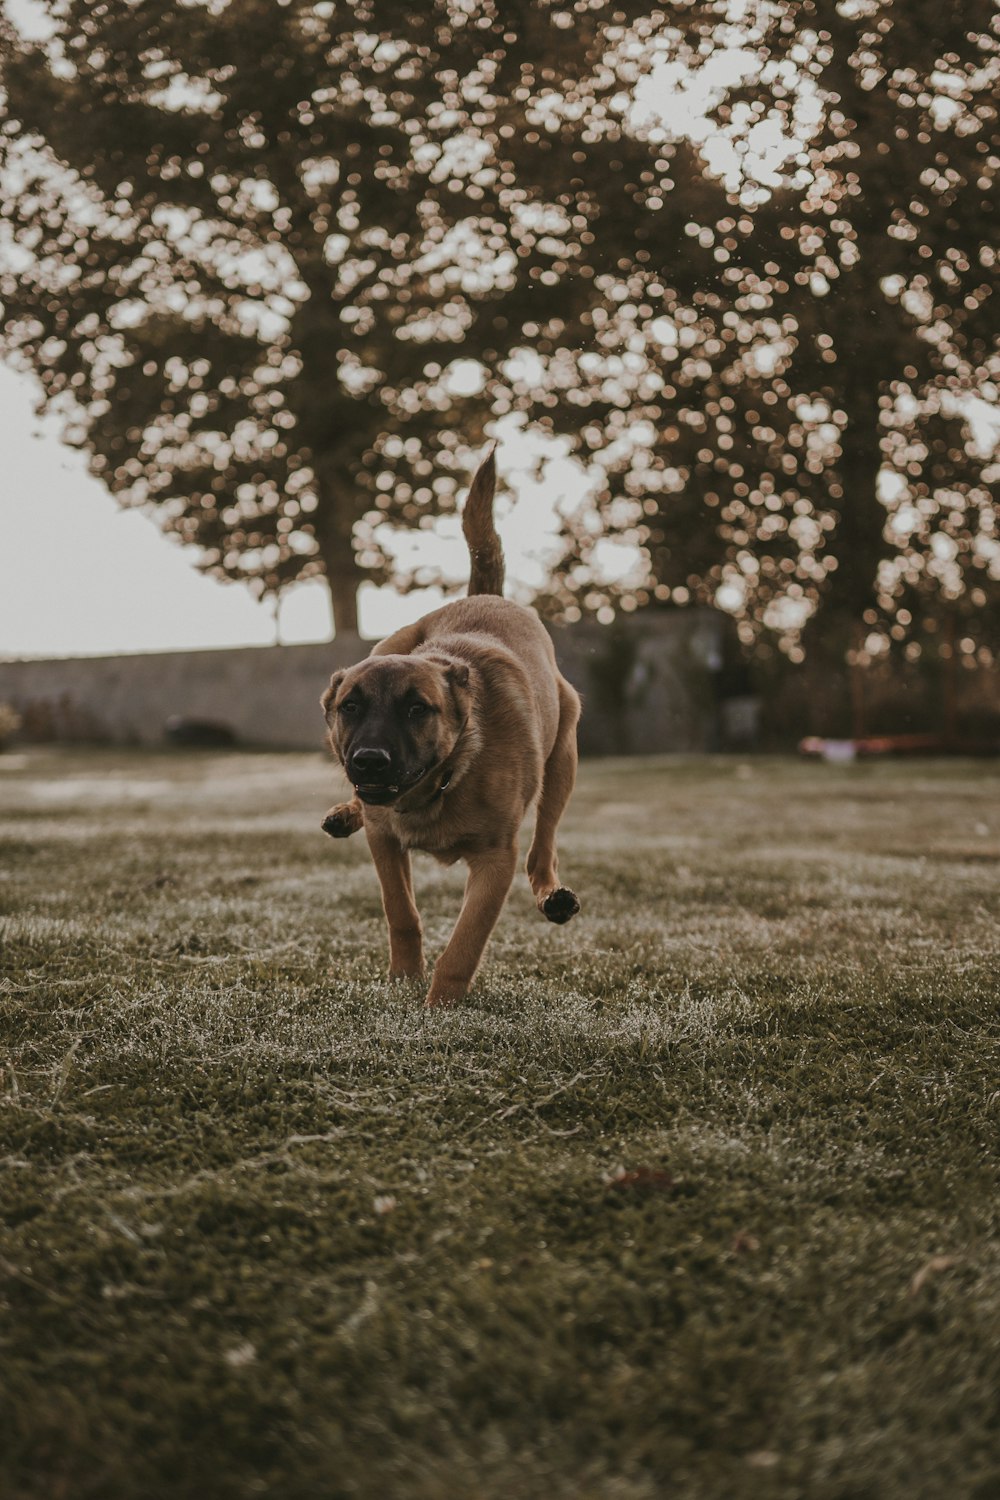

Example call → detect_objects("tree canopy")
537 0 999 669
1 0 996 667
1 0 681 632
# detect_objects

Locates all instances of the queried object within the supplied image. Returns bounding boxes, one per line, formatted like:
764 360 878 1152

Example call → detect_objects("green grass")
1 747 999 1500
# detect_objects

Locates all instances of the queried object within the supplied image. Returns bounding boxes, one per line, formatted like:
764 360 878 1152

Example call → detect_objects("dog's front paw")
426 971 469 1007
321 801 364 839
541 887 580 925
389 961 426 981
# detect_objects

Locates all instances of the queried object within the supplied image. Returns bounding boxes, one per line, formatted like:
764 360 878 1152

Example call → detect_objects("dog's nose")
351 747 392 777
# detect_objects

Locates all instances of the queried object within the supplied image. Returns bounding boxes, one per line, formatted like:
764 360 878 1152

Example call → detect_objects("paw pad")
542 887 580 925
322 806 362 839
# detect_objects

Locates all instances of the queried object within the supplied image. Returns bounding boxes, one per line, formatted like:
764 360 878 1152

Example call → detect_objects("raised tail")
462 444 505 597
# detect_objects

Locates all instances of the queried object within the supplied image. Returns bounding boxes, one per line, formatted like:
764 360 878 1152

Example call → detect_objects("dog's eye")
408 702 432 720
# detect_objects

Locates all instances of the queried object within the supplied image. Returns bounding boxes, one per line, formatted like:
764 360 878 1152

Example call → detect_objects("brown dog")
320 448 581 1006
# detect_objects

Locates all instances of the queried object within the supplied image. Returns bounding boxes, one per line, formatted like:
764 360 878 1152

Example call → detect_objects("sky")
0 362 599 657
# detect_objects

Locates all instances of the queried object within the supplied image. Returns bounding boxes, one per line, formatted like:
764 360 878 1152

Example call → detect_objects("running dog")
320 448 581 1005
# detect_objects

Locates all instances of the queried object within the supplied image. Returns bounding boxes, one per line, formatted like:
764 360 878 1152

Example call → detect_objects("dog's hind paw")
321 801 364 839
541 887 580 925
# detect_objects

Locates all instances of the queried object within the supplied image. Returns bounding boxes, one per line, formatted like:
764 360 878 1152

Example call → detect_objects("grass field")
1 746 998 1500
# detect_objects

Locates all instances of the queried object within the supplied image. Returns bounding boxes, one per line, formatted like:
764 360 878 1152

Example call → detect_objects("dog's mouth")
353 766 431 806
354 782 401 806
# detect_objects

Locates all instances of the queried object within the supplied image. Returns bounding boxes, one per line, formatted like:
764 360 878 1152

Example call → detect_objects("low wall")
555 612 730 755
0 610 731 756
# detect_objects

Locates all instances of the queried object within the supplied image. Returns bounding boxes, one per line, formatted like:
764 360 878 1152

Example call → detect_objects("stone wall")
0 609 731 756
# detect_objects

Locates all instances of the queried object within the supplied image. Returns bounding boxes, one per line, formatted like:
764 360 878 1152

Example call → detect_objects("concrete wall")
552 611 728 755
0 609 730 756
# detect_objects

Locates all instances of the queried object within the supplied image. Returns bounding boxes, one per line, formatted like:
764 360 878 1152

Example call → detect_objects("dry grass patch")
1 748 999 1500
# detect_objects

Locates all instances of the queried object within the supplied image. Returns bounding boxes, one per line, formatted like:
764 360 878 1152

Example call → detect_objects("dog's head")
321 652 472 806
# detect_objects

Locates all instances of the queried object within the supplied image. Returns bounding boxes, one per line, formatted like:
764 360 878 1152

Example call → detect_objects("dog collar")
397 766 452 813
388 716 468 814
397 717 468 813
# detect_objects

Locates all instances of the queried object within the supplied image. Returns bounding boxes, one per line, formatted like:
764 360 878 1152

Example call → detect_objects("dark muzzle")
349 747 400 803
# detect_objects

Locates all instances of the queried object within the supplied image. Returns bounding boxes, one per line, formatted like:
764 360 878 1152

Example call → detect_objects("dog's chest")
393 815 460 862
384 803 484 865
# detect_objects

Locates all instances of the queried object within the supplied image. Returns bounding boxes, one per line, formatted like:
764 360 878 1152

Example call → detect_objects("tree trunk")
316 532 360 637
325 561 360 637
830 389 890 614
804 387 888 662
795 387 888 736
308 455 363 638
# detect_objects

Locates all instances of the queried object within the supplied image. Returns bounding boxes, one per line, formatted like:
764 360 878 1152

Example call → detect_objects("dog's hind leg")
367 828 425 978
526 681 581 926
427 843 518 1006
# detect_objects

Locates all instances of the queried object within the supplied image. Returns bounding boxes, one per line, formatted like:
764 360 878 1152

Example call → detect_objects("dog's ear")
445 659 470 690
320 670 346 722
423 652 470 690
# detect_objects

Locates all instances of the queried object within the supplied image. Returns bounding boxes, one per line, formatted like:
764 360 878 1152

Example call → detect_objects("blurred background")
0 0 997 752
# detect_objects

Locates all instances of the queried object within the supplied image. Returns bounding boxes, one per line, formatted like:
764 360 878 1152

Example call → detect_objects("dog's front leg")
322 795 364 839
426 844 518 1007
366 828 425 979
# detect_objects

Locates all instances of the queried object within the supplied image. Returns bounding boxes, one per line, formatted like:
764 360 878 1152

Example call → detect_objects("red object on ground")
799 733 999 759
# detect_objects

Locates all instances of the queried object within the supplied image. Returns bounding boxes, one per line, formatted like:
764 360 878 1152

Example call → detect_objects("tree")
538 0 999 672
0 0 666 633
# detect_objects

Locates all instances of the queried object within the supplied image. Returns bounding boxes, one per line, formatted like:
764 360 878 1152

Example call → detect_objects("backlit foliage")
1 0 996 658
535 0 999 662
0 0 661 631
